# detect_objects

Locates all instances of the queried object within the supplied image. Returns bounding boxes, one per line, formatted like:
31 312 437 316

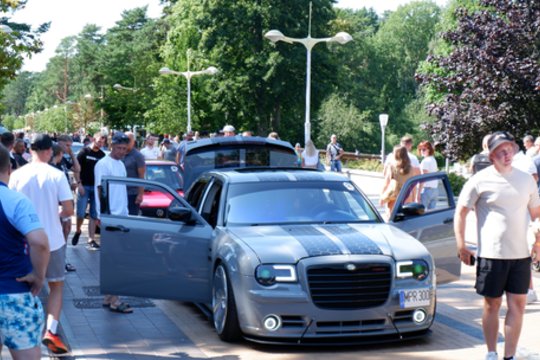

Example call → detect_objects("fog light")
263 315 281 331
412 309 427 324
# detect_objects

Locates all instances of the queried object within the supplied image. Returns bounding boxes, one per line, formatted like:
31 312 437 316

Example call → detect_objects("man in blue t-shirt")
0 144 50 359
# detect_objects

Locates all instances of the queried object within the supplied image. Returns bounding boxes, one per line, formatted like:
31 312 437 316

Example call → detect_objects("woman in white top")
417 140 438 210
301 139 319 169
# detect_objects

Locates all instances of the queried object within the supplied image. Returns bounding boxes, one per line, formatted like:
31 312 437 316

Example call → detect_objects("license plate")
399 289 431 308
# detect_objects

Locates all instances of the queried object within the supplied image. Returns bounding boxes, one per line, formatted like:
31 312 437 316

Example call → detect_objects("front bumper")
233 256 436 343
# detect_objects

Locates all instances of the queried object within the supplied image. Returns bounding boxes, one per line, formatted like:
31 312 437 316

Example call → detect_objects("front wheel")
212 264 242 342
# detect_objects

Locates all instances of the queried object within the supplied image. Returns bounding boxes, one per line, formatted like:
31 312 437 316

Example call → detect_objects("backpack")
472 153 491 174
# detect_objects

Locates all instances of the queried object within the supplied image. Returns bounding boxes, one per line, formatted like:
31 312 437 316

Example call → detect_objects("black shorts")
475 257 531 298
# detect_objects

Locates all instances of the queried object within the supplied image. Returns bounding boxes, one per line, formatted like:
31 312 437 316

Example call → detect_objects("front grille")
307 263 392 309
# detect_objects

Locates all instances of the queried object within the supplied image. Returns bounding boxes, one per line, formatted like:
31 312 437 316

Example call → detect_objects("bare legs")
482 293 527 358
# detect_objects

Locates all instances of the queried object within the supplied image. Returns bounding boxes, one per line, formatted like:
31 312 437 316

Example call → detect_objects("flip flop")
109 302 133 314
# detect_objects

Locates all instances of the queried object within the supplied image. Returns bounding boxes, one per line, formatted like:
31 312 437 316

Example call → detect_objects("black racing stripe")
284 226 342 257
323 225 383 255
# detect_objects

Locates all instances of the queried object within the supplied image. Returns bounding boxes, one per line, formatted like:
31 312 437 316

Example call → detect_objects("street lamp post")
264 2 352 145
379 114 389 164
159 50 218 133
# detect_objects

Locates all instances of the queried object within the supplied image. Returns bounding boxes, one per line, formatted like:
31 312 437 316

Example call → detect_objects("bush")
447 172 467 197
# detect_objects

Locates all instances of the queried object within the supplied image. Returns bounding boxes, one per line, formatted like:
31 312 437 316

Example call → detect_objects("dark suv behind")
181 136 298 190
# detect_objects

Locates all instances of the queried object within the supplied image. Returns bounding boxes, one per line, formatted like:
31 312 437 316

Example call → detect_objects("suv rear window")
182 144 296 190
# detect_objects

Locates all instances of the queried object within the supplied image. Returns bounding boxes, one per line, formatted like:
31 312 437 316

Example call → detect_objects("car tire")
212 264 241 342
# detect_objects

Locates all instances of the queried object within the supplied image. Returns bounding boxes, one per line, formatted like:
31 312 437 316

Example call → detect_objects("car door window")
400 177 452 215
200 181 223 228
186 178 210 211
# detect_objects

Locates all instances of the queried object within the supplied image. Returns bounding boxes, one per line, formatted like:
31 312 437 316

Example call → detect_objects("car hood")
227 223 428 264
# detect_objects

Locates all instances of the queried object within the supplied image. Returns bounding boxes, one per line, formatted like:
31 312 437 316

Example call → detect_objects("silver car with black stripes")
99 168 460 345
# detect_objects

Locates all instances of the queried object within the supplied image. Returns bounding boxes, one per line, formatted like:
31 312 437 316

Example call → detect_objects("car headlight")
396 260 429 281
255 264 297 286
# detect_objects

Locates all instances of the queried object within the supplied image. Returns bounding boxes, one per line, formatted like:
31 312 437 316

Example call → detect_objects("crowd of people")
11 124 540 360
0 124 348 357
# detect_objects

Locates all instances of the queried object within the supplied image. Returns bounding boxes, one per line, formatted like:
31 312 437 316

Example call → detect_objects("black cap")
31 134 53 151
488 131 518 155
111 133 129 145
163 138 171 144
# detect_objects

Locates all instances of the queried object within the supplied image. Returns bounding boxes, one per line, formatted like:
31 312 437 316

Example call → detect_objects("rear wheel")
212 264 241 341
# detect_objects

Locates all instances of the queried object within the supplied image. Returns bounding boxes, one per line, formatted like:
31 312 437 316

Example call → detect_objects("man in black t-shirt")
72 133 106 249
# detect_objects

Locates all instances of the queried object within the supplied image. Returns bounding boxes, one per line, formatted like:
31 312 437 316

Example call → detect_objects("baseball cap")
31 134 53 151
222 125 235 133
487 131 518 155
111 133 129 145
162 138 171 144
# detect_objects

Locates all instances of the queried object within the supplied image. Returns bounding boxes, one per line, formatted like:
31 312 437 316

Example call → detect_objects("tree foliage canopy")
0 0 48 112
419 0 540 160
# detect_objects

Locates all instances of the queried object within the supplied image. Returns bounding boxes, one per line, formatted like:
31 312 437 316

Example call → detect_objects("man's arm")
136 164 146 204
529 206 540 262
59 199 74 219
454 204 475 265
16 229 50 296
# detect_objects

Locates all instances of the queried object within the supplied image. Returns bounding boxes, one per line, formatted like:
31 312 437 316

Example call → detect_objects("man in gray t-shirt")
454 131 540 360
160 139 178 162
122 132 145 215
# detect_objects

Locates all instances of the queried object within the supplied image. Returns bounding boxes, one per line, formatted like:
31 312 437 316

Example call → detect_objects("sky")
8 0 448 72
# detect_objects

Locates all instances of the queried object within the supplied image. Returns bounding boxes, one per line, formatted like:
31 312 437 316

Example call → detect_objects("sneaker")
65 263 76 272
71 231 81 246
527 289 537 304
42 330 69 355
87 240 100 250
485 352 498 360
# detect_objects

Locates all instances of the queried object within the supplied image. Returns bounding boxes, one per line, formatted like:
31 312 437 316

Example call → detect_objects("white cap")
222 125 235 133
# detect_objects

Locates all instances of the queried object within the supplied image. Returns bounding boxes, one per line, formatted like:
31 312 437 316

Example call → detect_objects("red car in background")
140 160 184 218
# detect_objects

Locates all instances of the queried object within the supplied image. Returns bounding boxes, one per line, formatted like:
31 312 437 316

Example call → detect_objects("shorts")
77 185 97 219
46 245 66 282
0 292 44 350
475 257 531 297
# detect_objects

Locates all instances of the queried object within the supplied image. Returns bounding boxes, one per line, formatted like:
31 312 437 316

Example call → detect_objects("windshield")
225 181 380 226
145 164 184 190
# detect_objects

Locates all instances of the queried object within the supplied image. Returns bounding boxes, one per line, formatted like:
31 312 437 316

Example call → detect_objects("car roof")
186 135 295 153
204 167 349 184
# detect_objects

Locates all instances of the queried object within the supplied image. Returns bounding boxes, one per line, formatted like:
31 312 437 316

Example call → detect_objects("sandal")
109 302 133 314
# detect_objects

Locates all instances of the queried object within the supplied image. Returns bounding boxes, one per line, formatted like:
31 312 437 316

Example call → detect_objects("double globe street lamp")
265 2 352 145
159 50 218 133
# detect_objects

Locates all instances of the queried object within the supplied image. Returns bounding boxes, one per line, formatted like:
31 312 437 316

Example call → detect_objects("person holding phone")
454 131 540 360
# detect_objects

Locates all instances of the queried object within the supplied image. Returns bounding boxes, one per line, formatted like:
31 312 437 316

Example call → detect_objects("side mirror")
168 206 193 223
397 203 426 218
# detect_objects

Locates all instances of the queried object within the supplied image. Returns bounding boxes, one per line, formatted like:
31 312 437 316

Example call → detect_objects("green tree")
1 70 33 115
99 7 164 130
152 0 340 141
0 1 48 112
316 94 375 152
371 1 441 139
